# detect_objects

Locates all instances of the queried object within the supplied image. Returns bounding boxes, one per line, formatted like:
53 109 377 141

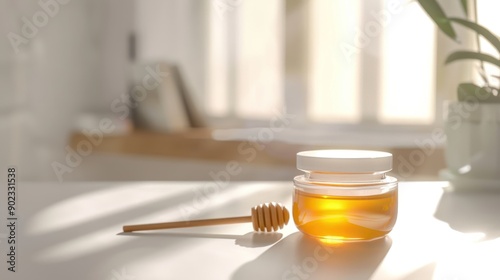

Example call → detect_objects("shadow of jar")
231 232 392 280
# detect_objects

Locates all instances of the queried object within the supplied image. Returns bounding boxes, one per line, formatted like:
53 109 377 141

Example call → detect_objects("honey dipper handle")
123 216 253 232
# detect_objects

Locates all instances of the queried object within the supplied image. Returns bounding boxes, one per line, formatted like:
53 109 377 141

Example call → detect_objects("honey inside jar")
293 150 398 242
293 187 398 242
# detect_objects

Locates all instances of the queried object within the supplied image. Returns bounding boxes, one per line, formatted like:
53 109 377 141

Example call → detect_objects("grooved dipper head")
250 202 289 232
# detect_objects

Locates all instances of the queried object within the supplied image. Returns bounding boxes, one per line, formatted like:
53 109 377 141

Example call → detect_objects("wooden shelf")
69 129 308 166
69 129 446 179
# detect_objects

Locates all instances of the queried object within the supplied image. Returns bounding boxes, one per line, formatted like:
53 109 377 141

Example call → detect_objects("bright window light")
235 0 284 118
206 2 229 117
206 0 284 119
206 0 438 126
477 0 500 90
308 0 361 123
380 1 436 124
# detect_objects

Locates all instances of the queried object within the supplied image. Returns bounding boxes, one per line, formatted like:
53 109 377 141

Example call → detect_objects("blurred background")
1 0 498 182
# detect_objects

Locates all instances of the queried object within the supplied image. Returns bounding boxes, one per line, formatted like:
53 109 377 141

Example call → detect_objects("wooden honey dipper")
123 202 289 233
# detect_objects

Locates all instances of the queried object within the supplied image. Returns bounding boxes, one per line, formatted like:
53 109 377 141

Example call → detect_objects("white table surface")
1 181 500 280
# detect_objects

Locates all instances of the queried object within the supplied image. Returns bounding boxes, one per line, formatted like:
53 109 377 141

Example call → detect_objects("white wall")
99 0 135 108
135 0 207 106
0 0 206 180
0 0 134 180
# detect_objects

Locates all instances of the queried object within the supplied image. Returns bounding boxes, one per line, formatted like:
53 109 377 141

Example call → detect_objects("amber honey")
293 188 398 241
293 150 398 242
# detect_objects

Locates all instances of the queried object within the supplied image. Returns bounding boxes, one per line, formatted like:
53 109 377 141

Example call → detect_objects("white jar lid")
297 150 393 173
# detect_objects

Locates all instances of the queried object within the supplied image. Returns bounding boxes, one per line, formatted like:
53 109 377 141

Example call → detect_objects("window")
206 0 284 118
476 0 500 90
206 0 437 128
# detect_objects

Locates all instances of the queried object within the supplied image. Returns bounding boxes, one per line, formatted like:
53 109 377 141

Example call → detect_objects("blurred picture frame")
131 62 204 132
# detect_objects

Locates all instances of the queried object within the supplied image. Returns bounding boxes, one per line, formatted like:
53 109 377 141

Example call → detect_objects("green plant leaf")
445 51 500 68
460 0 468 16
457 83 500 103
417 0 457 41
449 18 500 53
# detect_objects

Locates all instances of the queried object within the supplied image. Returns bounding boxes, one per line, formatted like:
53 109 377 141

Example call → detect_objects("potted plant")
418 0 500 189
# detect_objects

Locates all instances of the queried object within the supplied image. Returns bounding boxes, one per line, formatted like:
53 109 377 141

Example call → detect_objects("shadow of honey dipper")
122 202 290 233
118 231 284 248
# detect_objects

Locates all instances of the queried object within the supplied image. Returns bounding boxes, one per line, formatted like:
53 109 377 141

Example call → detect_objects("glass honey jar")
293 150 398 242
